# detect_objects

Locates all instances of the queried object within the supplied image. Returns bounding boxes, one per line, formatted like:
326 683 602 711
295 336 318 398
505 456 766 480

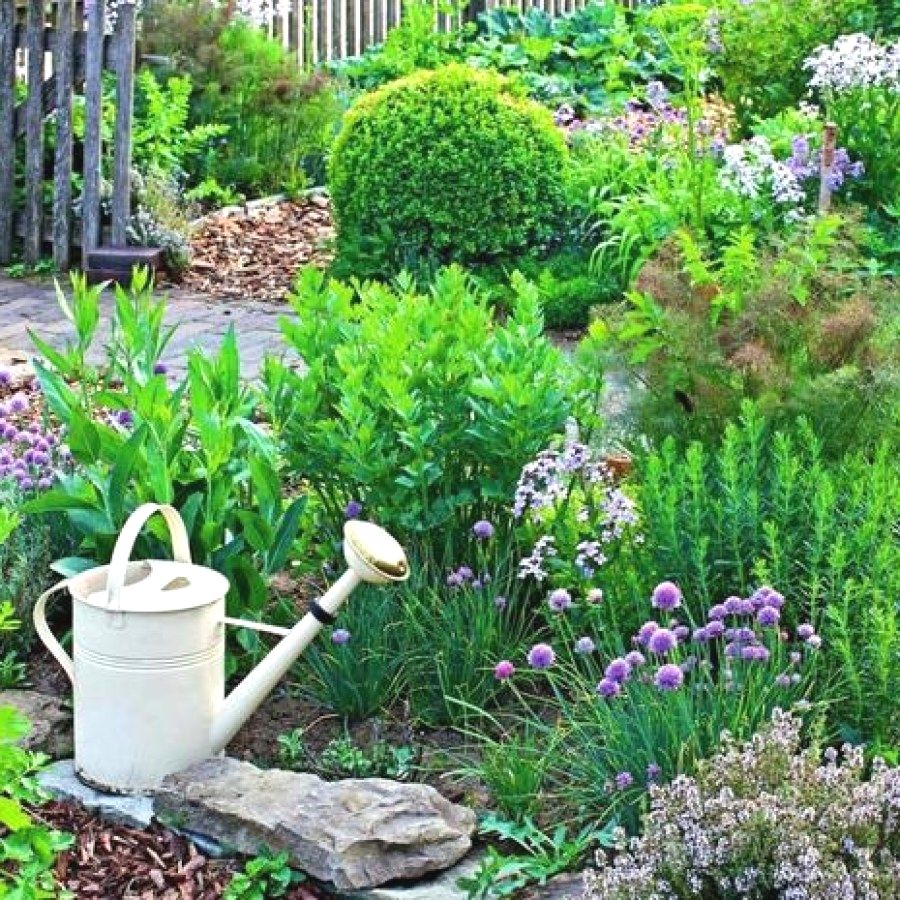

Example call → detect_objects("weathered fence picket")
0 0 136 268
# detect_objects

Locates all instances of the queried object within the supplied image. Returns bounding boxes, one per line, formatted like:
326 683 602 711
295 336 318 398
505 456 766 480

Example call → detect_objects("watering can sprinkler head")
343 520 409 585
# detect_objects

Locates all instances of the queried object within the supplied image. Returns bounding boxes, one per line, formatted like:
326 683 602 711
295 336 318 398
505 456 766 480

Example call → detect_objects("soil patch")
182 198 334 302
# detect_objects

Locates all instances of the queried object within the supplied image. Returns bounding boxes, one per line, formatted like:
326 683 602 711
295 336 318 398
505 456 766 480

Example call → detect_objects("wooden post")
23 0 45 266
818 122 837 213
111 0 136 245
82 0 106 254
53 0 76 269
0 0 16 264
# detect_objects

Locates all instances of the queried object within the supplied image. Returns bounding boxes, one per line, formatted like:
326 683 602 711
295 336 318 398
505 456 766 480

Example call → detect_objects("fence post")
111 0 136 245
54 0 76 269
818 122 837 214
23 0 45 265
0 0 16 264
83 0 105 254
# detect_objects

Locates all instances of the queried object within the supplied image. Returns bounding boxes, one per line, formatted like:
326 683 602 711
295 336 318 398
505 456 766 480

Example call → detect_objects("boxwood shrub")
328 64 569 277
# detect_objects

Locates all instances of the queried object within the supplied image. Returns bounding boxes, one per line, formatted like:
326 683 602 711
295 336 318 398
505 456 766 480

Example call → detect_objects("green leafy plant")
317 734 416 781
223 850 305 900
275 728 307 769
460 815 614 899
328 64 569 277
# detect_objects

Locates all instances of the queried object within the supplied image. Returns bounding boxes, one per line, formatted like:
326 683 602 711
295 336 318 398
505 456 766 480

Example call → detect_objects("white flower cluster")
719 136 803 206
804 33 900 94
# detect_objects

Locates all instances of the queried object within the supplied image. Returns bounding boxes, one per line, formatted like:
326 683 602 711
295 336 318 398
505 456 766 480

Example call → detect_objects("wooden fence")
262 0 595 68
0 0 137 268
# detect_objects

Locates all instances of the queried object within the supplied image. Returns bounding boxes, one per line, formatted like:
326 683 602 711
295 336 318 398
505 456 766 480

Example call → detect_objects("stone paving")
0 275 291 380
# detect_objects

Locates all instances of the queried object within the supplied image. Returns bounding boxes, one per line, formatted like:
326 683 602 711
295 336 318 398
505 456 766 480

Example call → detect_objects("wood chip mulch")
181 197 334 302
38 801 331 899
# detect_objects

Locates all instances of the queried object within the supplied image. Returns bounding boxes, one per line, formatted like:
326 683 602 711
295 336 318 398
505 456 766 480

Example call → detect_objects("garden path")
0 275 290 379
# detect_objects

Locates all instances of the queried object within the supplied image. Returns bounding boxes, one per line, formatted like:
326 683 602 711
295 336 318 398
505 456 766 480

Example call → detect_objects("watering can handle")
107 503 192 610
33 581 75 683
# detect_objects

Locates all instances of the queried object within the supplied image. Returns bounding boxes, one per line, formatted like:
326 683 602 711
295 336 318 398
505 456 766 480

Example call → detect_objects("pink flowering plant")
491 580 821 828
585 707 900 899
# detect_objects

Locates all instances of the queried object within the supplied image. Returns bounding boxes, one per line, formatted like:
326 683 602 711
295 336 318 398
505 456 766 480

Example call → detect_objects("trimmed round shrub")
328 64 569 276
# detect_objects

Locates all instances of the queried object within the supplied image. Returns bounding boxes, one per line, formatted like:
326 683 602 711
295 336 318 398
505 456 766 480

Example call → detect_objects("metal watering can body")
34 503 408 795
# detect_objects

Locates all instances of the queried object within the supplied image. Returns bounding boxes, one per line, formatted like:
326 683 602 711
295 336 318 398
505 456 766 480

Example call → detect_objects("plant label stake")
34 503 408 794
818 122 838 213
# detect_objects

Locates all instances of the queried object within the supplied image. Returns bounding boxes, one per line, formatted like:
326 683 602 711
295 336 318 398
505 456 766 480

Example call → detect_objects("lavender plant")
584 708 900 899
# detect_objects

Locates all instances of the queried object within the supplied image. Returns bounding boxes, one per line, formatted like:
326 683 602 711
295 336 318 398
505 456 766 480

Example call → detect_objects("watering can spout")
210 520 408 753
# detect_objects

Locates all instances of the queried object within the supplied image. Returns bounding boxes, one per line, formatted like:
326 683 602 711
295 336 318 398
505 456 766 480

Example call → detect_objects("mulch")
181 197 334 302
38 801 331 899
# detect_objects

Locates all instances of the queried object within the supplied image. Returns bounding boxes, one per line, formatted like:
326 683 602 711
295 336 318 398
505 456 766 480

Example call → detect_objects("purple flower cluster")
446 564 491 590
0 379 66 492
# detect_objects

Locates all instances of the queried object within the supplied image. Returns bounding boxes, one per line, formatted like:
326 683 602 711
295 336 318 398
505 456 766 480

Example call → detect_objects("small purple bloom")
789 651 802 665
806 634 822 650
741 644 770 662
493 595 507 610
457 566 474 581
597 677 621 698
614 771 634 790
636 620 660 645
757 605 780 627
116 410 134 427
18 476 34 490
9 395 27 413
37 476 53 490
344 499 363 519
775 673 792 688
153 362 169 375
654 663 684 691
705 620 725 639
331 628 351 645
651 581 682 611
797 623 815 640
446 571 464 588
646 762 661 781
574 636 596 655
0 369 10 386
527 643 555 670
648 628 678 656
494 660 515 680
624 650 645 668
605 657 632 684
472 520 494 540
548 588 573 613
708 604 728 620
673 625 690 641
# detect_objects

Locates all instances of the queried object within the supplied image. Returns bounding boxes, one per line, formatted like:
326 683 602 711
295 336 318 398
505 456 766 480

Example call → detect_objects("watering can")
33 503 408 794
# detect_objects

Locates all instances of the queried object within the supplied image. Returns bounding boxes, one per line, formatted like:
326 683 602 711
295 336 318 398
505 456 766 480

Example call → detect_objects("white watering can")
34 503 408 795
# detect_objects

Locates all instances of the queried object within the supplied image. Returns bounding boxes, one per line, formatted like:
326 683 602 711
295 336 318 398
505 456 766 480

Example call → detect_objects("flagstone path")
0 275 291 380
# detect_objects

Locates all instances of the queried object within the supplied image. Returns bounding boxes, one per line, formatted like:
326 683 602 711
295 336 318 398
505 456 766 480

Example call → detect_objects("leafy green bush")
712 0 871 128
328 64 569 277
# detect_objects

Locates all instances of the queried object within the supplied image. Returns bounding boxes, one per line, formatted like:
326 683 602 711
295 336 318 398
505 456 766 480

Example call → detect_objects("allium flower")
575 636 596 655
806 634 822 650
344 499 363 519
548 588 573 613
797 623 815 640
597 677 621 698
446 571 464 588
741 644 770 662
527 643 555 670
605 657 632 684
625 650 645 668
636 620 660 645
775 673 793 687
646 762 661 781
757 605 780 627
457 566 474 581
704 620 725 639
708 603 727 620
673 625 690 641
472 520 494 540
587 588 604 604
651 581 682 611
614 771 634 791
654 663 684 691
153 362 169 375
494 660 515 680
331 628 351 645
648 628 678 656
493 595 507 610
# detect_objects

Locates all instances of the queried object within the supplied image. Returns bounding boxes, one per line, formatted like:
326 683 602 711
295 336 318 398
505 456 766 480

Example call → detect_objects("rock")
0 689 73 758
154 758 476 891
38 760 154 828
339 852 484 899
523 872 587 899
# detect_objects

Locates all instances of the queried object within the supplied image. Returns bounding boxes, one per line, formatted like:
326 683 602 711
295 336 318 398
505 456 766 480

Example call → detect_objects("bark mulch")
40 801 330 899
181 197 334 302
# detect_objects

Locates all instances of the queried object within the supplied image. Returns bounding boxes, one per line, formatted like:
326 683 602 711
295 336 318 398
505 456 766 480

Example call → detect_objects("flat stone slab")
0 689 73 758
340 853 484 900
155 757 476 891
38 759 153 828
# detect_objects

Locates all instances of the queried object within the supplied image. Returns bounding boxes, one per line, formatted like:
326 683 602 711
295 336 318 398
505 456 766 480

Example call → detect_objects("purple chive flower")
654 663 684 691
548 588 573 613
472 520 494 540
789 651 802 665
724 641 741 658
806 634 822 650
494 660 515 680
493 595 507 610
575 636 596 655
605 657 632 684
116 410 134 427
331 628 351 645
673 625 690 641
708 603 728 620
705 620 725 639
636 620 660 645
797 623 815 640
9 395 27 413
457 566 474 581
648 628 678 656
757 605 780 627
153 362 169 375
646 762 662 781
693 626 709 642
625 650 645 668
741 644 770 662
527 643 556 670
344 499 363 519
18 476 34 490
724 596 744 615
597 677 621 698
446 571 464 588
651 581 682 611
614 771 634 790
0 369 10 386
775 673 793 687
37 476 53 490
